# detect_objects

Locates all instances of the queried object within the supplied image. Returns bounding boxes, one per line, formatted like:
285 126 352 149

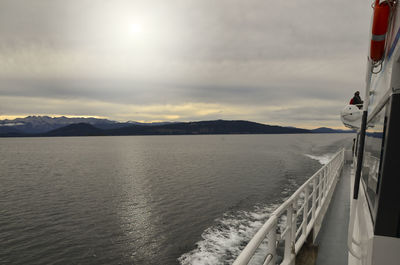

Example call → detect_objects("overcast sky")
0 0 372 128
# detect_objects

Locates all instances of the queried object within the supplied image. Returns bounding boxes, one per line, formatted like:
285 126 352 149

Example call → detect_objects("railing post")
321 170 324 201
284 205 293 263
302 186 309 237
328 163 331 183
325 166 329 191
318 172 323 205
266 220 277 265
323 167 327 198
291 200 297 247
312 178 317 221
325 163 330 183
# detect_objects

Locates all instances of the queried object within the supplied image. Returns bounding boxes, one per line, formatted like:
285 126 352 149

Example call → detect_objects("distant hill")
44 123 105 136
14 120 311 137
0 125 21 135
0 116 354 137
0 116 177 134
311 127 354 133
0 116 120 133
107 120 311 135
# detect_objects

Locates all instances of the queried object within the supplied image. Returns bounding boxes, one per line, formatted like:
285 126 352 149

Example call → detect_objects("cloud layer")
0 0 372 128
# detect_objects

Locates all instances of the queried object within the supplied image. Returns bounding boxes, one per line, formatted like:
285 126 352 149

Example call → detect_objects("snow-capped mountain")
0 116 179 134
0 116 122 134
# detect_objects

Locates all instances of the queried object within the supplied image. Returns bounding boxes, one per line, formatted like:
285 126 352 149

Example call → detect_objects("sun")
130 23 143 35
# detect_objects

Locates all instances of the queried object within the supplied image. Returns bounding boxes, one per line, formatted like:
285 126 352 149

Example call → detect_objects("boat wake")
304 153 334 165
178 203 280 265
178 156 324 265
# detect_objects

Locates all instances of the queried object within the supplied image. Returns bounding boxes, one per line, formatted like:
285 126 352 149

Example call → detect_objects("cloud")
0 93 345 129
0 0 372 128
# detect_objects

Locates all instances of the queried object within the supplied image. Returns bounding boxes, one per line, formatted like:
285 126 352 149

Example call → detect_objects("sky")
0 0 372 128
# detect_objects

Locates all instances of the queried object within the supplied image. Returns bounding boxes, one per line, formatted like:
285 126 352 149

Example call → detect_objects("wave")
178 203 280 265
178 169 305 264
304 153 334 165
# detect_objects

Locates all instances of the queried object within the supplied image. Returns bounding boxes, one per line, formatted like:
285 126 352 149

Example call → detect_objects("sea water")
0 134 352 265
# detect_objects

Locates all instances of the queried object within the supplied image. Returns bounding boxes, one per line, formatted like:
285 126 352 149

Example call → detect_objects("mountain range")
0 116 176 134
0 116 354 137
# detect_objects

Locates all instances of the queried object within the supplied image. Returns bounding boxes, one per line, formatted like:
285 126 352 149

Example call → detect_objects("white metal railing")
233 149 345 265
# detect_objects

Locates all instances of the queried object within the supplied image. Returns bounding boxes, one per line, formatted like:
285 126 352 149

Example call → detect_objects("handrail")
233 149 345 265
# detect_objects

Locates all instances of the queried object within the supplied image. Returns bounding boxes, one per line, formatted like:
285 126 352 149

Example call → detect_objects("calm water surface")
0 134 352 265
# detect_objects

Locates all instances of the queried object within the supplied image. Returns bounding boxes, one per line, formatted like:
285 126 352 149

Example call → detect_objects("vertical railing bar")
318 172 323 208
323 167 327 198
323 168 326 198
312 177 317 222
320 171 323 202
291 200 297 247
283 205 293 262
327 162 331 187
302 185 309 238
325 166 329 196
266 224 277 265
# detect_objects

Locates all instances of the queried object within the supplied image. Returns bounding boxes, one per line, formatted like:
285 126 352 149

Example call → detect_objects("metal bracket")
291 242 296 254
392 87 400 94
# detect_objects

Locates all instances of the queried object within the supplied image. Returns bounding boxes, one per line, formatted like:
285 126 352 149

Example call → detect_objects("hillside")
43 123 105 136
1 120 312 137
0 116 175 134
0 116 354 137
107 120 311 135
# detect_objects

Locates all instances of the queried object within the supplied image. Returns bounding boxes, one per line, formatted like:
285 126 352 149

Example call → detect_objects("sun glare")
130 23 143 35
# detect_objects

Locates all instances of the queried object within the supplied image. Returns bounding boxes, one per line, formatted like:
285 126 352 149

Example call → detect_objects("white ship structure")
233 1 400 264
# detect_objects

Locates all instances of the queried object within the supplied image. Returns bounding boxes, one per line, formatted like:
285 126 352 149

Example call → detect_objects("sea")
0 134 353 265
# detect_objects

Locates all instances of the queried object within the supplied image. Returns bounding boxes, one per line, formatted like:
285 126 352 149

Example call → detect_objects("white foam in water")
179 173 302 264
304 153 333 165
178 204 280 265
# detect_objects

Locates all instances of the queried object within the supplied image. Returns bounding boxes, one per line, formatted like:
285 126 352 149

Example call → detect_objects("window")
362 105 387 219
